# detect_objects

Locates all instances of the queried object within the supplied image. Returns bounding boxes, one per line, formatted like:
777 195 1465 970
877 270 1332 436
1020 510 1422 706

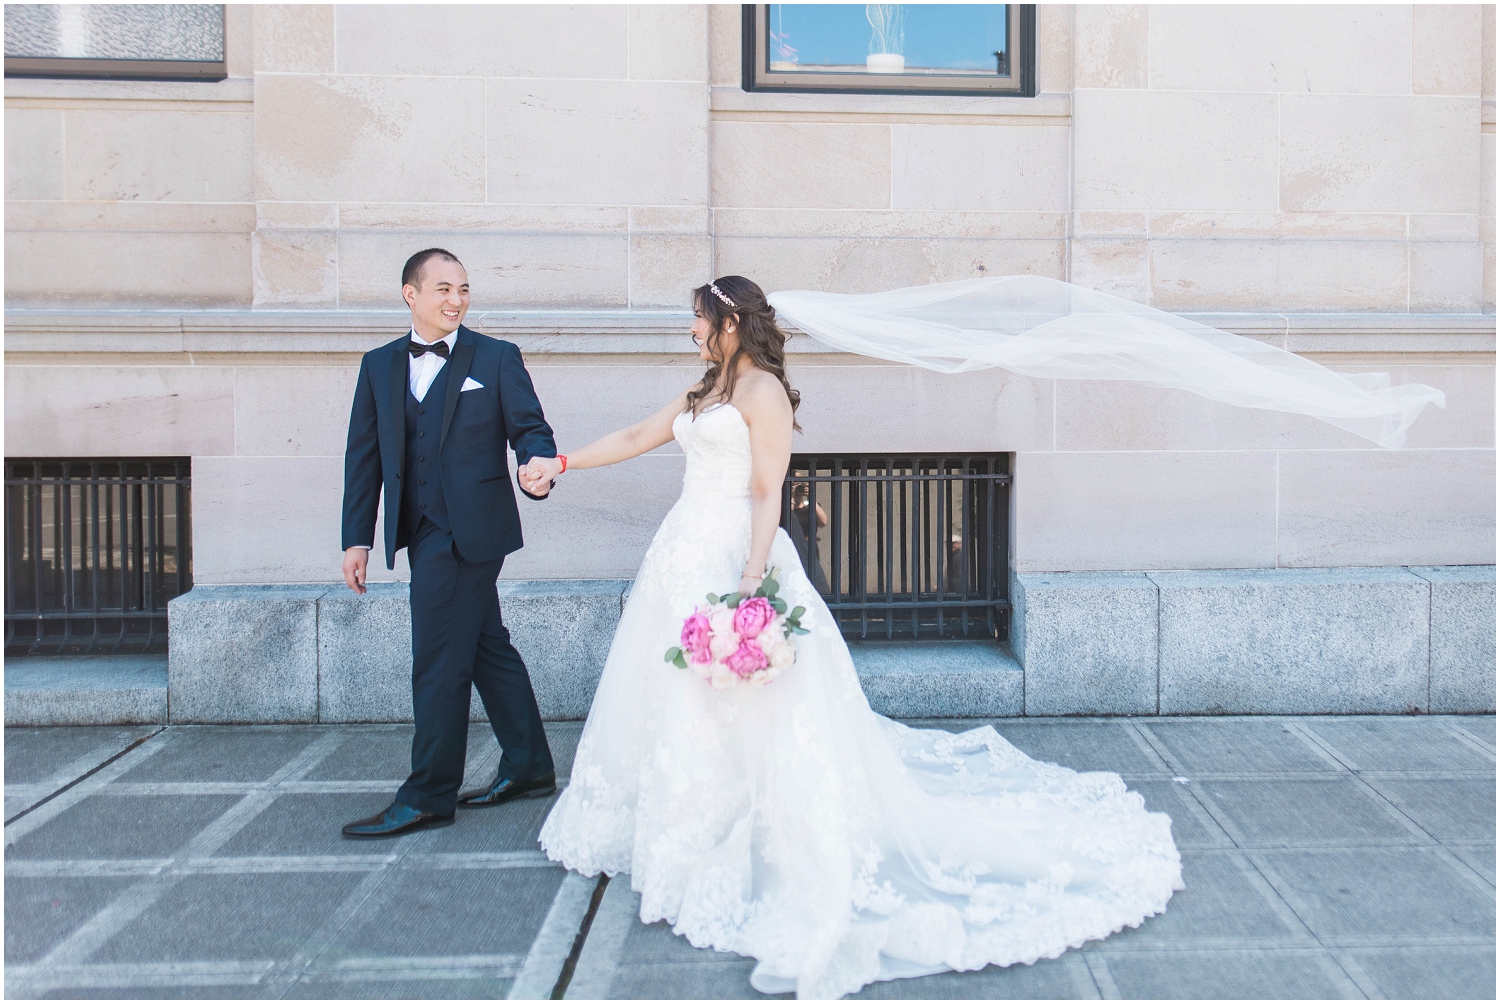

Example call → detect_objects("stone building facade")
5 4 1495 722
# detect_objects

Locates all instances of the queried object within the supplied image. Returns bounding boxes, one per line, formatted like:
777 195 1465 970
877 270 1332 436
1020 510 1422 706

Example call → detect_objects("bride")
519 275 1183 999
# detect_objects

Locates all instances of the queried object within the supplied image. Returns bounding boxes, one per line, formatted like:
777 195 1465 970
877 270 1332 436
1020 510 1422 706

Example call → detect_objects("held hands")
342 547 368 595
518 455 565 496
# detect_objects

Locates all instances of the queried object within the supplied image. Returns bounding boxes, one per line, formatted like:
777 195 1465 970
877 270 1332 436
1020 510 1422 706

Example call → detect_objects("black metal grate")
782 455 1011 641
5 458 192 656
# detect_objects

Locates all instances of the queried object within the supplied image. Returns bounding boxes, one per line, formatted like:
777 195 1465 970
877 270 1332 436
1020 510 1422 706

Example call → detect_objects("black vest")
402 361 452 535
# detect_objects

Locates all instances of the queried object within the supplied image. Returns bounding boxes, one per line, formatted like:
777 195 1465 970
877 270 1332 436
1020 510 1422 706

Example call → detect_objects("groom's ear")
402 283 417 309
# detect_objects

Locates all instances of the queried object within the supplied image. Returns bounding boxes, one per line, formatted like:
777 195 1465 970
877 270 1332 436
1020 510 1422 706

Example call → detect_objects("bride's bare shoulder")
734 369 794 422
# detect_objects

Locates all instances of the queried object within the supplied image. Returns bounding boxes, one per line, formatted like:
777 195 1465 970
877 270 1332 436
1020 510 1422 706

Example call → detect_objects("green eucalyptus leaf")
792 625 810 635
727 592 742 608
706 592 720 605
764 577 779 597
771 599 787 614
790 606 806 620
672 653 688 669
664 646 682 662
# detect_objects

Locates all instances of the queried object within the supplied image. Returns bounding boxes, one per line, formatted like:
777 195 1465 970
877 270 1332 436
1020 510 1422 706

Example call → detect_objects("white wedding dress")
539 404 1183 999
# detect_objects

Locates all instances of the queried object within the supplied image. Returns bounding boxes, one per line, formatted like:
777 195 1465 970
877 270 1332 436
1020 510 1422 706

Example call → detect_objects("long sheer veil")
767 276 1445 449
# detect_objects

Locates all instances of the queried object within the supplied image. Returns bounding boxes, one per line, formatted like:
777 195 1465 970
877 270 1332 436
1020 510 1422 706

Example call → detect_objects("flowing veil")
768 276 1445 449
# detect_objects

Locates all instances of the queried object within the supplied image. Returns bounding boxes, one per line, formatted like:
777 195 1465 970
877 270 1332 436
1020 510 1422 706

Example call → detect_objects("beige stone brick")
256 202 338 230
191 456 350 584
5 109 62 201
233 365 359 457
487 79 707 206
224 3 254 77
1149 5 1411 94
711 122 891 210
1073 90 1279 211
254 74 485 203
715 236 1063 294
1413 4 1484 96
1484 133 1496 218
338 203 627 234
252 4 334 73
630 3 708 81
1149 212 1407 240
1073 211 1147 238
336 231 628 310
1035 2 1074 94
630 233 713 308
714 209 1065 240
1069 238 1149 302
891 125 1069 212
1406 214 1481 241
3 365 235 456
6 230 252 307
1485 241 1496 313
1277 449 1496 567
708 2 742 88
334 4 627 78
790 363 1053 453
1410 240 1484 312
1280 95 1480 214
629 206 710 234
5 201 256 233
1074 4 1147 89
1012 451 1279 572
63 110 254 202
1149 238 1408 312
252 229 337 308
1485 4 1496 101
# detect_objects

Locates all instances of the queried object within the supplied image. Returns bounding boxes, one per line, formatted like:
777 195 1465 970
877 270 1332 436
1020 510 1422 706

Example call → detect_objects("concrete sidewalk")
5 716 1494 999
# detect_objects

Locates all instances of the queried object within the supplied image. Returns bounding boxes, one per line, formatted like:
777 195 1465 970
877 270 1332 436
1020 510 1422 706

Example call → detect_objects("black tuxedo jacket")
341 324 556 569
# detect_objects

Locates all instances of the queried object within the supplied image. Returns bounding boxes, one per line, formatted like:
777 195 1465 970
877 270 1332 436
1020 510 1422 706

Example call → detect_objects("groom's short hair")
402 248 463 290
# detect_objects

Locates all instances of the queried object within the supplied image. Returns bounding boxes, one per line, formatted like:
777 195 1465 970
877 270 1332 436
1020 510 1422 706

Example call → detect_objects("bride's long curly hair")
687 275 801 431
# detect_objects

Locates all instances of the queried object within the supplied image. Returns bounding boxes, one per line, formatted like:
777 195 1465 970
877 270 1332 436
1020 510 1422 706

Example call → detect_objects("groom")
339 248 558 838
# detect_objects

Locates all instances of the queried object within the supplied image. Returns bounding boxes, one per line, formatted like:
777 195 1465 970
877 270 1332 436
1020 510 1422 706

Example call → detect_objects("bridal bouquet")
664 572 808 690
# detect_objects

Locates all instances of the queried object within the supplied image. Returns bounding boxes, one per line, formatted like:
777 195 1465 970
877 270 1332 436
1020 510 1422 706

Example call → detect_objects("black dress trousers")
396 518 554 816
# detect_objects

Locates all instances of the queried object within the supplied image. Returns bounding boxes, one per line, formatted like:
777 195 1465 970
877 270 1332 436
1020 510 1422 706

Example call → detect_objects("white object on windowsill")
866 53 905 73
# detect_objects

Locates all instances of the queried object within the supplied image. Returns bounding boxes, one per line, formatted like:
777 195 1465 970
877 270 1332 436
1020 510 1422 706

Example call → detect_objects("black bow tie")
409 340 450 360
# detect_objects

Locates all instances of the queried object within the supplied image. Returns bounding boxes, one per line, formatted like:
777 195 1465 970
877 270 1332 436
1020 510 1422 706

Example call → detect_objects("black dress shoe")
457 772 558 807
342 801 455 839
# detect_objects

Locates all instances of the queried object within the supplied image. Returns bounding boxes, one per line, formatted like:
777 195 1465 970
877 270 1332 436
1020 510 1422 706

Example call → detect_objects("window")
781 455 1011 642
743 4 1034 96
4 4 226 81
5 459 192 656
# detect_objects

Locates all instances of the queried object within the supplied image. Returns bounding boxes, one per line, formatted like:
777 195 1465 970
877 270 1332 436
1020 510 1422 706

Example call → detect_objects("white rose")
755 625 782 654
709 607 736 635
709 629 739 661
770 640 796 670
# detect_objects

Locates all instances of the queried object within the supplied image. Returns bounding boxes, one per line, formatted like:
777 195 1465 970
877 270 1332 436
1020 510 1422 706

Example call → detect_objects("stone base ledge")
4 655 168 726
1013 565 1495 716
24 564 1470 726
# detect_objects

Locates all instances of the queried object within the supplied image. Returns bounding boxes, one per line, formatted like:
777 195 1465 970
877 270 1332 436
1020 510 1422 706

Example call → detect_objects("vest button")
419 502 427 510
417 407 425 415
418 431 425 438
418 456 425 463
420 480 426 486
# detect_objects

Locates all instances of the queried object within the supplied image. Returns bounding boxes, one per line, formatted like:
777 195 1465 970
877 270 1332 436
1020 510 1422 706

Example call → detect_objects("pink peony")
733 596 777 639
725 638 770 678
680 611 713 665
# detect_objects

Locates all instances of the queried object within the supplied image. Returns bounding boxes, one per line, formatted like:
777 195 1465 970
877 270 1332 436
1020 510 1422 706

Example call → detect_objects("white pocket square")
460 377 484 392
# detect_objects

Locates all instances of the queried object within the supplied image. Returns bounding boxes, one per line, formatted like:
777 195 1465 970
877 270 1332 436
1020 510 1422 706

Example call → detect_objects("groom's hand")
342 547 368 595
519 457 563 496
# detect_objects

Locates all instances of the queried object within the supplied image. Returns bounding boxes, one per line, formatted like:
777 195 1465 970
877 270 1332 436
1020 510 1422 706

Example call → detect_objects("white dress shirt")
409 327 458 403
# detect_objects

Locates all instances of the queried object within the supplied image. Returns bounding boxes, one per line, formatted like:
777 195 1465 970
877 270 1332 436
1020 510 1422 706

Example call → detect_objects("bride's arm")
736 378 795 598
518 388 690 493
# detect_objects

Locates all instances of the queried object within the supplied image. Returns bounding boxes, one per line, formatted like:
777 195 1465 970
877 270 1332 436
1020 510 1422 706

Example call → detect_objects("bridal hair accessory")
708 283 737 308
767 276 1445 450
665 570 806 690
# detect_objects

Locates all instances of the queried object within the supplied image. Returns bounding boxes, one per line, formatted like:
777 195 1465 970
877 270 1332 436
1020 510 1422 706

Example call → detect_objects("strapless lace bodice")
673 404 753 502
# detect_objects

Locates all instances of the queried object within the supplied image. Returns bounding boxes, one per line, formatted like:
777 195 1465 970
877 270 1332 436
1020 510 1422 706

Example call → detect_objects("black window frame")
781 454 1012 643
742 3 1035 97
4 4 227 82
5 458 193 657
